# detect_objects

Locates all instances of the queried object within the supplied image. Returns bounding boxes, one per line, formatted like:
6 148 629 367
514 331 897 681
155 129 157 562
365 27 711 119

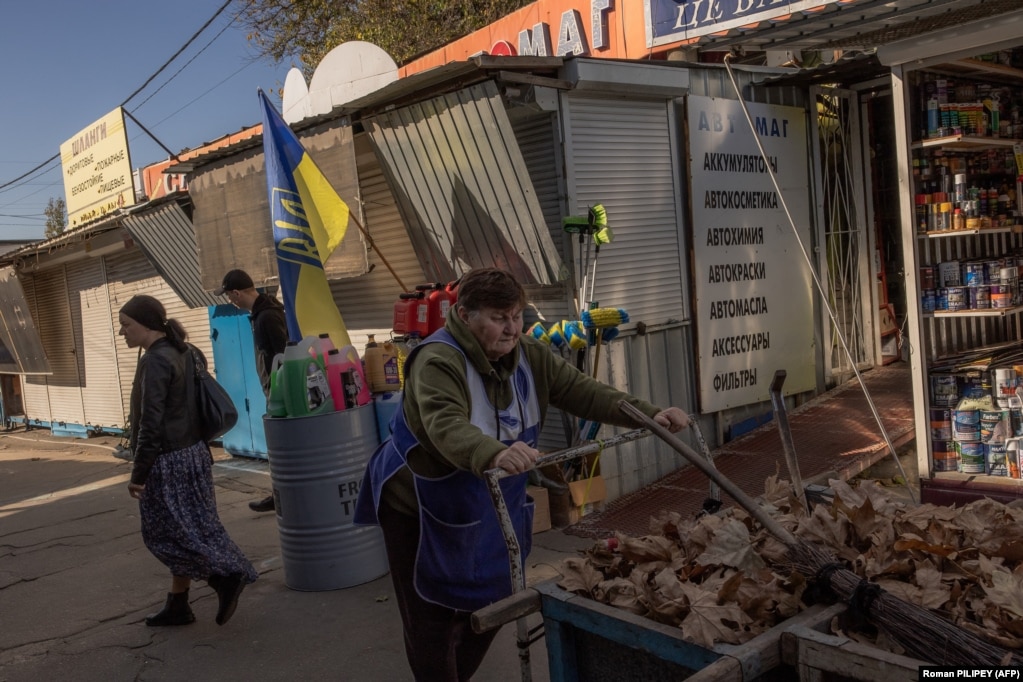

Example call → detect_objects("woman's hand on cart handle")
654 406 691 433
489 441 541 475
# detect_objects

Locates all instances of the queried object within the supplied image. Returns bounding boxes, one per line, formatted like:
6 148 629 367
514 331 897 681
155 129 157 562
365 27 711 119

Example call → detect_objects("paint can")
1007 438 1022 479
956 441 986 473
985 259 1007 285
920 266 936 290
993 368 1018 408
967 285 990 309
930 373 959 407
929 407 952 440
987 442 1009 476
1000 266 1020 305
979 409 1009 442
952 408 981 441
959 371 987 400
921 289 936 312
962 261 986 286
932 440 958 472
945 286 967 311
991 289 1013 309
939 261 961 287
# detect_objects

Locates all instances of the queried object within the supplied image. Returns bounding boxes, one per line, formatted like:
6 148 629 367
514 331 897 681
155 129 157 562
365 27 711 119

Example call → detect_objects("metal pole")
769 370 809 513
482 428 651 681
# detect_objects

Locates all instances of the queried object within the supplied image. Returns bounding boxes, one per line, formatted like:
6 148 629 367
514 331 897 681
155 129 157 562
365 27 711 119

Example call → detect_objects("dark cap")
214 269 255 296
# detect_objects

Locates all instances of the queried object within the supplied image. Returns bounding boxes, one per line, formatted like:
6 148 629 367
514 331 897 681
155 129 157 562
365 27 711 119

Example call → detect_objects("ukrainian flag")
259 89 351 347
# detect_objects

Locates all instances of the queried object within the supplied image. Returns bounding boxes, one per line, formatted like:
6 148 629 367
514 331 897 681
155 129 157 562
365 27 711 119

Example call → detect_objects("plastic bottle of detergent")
280 339 334 417
364 335 382 388
327 345 371 409
312 333 335 362
266 354 288 417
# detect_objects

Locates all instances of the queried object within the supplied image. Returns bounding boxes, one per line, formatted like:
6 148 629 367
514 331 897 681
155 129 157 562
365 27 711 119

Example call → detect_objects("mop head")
562 215 590 234
592 225 613 246
601 327 620 343
582 307 629 329
527 321 550 345
548 321 565 348
563 321 589 350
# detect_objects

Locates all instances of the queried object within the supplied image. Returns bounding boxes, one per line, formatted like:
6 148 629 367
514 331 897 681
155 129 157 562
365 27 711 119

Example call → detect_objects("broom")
618 400 1023 668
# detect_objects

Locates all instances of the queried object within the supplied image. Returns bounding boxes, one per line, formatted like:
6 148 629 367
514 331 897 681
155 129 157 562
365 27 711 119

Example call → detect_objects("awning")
687 0 1010 52
364 79 564 285
123 200 223 309
0 267 50 375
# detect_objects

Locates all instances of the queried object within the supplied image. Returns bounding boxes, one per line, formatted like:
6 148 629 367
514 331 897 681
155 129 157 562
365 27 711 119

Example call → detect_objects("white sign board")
60 107 136 228
688 96 815 412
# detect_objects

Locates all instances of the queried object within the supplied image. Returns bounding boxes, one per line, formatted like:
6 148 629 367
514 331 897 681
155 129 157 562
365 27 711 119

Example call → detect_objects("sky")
0 0 290 241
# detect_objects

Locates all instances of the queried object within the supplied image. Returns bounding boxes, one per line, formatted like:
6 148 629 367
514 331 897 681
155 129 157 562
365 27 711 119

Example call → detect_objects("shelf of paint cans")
912 135 1021 150
925 304 1023 318
917 225 1019 238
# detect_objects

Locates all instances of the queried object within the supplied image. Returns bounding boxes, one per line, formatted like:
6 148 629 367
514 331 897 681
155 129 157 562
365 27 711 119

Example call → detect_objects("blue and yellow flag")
259 89 351 347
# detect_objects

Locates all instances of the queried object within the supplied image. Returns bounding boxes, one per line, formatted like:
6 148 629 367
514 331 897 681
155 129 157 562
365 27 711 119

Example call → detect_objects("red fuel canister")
422 283 455 334
393 291 428 336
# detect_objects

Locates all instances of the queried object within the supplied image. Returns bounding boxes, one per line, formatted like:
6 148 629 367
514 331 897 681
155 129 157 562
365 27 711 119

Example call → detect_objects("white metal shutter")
19 274 50 422
561 95 687 325
27 269 85 425
106 250 213 425
65 259 123 429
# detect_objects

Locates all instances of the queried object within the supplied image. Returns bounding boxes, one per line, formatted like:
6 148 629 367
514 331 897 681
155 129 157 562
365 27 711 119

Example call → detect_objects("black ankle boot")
209 573 246 625
145 591 195 626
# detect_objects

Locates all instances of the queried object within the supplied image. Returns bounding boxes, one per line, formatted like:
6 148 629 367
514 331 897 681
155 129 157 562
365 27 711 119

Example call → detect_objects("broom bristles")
784 538 1023 667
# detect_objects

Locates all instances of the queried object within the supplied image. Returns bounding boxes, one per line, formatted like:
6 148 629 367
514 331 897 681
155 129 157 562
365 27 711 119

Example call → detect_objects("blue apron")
353 329 540 611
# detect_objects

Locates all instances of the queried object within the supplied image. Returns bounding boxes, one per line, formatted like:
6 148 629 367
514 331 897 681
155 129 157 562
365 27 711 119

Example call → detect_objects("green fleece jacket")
380 309 662 516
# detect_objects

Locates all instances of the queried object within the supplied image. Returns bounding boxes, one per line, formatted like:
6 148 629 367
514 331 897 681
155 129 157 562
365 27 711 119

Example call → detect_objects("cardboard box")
568 475 607 508
528 486 551 534
549 475 607 527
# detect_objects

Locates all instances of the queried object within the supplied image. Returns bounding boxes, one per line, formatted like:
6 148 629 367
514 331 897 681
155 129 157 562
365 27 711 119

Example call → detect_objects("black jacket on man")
250 293 288 396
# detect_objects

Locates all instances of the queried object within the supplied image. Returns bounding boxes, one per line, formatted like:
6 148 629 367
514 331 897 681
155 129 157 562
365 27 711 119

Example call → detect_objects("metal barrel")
263 404 389 591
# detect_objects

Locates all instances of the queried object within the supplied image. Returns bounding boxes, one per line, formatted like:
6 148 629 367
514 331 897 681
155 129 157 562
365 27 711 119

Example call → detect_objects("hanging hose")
721 55 916 503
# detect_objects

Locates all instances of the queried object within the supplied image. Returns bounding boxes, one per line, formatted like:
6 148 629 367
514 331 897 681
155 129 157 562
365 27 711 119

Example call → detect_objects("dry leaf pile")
557 476 1023 655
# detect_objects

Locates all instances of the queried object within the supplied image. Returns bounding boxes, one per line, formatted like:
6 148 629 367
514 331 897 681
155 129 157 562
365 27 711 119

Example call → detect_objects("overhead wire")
0 0 235 198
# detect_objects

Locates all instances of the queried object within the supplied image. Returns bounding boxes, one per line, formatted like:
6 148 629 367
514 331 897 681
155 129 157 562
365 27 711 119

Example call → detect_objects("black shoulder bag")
188 347 239 442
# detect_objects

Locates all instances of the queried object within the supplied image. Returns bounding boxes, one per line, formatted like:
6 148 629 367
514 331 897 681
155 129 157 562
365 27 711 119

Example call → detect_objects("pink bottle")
327 345 372 409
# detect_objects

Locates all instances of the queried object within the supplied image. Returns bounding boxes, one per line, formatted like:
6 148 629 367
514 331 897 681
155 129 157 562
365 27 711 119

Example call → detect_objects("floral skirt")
139 441 257 585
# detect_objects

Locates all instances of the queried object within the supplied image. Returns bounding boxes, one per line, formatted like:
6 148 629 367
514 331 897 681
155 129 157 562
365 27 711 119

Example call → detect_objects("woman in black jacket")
119 295 256 627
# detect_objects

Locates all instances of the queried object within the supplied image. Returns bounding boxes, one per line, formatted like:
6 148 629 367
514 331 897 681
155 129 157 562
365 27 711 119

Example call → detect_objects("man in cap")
216 269 289 512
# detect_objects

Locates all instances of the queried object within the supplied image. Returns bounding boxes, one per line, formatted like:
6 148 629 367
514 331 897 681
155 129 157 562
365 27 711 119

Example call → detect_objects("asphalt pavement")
0 429 592 682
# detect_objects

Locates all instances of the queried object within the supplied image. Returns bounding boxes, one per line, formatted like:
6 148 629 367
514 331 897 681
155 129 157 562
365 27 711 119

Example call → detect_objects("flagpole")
347 210 407 292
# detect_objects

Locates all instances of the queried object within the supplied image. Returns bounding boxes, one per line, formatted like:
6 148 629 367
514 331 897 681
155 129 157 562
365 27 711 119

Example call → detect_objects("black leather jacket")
129 339 204 485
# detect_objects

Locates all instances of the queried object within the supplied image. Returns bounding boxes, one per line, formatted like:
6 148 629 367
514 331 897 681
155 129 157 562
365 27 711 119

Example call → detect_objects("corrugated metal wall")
123 202 222 309
66 259 123 429
106 250 213 428
561 94 688 325
559 91 697 497
23 270 83 427
364 80 563 285
327 132 428 352
19 276 50 422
